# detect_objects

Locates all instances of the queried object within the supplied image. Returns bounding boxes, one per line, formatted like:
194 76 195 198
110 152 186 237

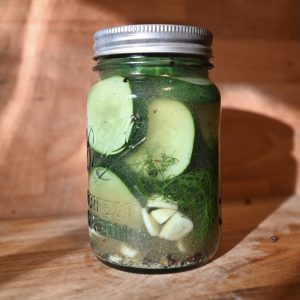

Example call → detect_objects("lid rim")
93 24 213 58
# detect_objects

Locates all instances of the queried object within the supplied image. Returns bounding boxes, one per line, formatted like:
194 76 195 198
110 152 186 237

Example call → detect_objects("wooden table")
1 195 300 300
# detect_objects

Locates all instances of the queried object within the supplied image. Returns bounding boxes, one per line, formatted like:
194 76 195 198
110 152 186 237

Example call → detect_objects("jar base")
95 254 213 274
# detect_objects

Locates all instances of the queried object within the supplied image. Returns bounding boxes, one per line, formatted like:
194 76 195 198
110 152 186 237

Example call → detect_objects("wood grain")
1 195 299 300
0 0 300 218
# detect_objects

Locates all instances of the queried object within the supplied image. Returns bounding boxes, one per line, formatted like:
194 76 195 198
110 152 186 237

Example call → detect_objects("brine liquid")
87 75 221 270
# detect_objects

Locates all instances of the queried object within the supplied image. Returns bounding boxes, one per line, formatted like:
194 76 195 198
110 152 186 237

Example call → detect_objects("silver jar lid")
93 24 212 58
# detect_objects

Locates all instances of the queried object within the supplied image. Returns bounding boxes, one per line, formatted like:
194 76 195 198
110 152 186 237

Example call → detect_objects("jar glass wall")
87 54 221 271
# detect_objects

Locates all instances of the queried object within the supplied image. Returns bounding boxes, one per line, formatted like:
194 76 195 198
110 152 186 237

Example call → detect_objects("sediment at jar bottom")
88 226 216 270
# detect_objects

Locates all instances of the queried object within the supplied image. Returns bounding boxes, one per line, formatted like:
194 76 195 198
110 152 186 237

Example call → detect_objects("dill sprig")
133 152 178 179
132 152 218 240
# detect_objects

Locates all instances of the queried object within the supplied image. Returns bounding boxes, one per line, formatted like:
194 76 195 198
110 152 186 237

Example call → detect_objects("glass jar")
87 24 221 272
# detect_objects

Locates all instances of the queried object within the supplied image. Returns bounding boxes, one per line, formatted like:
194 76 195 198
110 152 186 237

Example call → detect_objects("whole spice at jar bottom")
187 252 205 263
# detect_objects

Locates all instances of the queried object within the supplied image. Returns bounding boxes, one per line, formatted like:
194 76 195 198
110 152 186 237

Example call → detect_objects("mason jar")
87 24 221 272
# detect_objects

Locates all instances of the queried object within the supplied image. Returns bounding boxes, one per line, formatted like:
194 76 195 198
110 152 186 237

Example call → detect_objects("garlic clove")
147 194 178 210
177 239 187 253
120 244 139 258
159 212 193 241
150 208 177 224
141 208 160 236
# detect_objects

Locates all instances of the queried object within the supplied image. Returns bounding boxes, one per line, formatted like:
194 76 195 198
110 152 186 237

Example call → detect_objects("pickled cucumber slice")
126 99 195 179
87 76 133 155
88 167 143 228
127 88 148 147
109 161 147 207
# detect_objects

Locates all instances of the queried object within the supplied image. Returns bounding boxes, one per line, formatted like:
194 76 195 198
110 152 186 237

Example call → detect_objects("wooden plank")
0 195 299 299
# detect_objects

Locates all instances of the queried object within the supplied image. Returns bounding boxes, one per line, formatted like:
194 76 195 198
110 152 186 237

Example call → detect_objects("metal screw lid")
93 24 213 58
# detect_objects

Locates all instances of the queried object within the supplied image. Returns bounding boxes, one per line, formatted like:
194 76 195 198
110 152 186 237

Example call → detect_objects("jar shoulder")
87 75 220 105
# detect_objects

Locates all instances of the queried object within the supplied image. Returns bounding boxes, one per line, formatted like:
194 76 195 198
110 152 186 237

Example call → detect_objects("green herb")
133 152 178 179
165 167 217 241
132 151 218 240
